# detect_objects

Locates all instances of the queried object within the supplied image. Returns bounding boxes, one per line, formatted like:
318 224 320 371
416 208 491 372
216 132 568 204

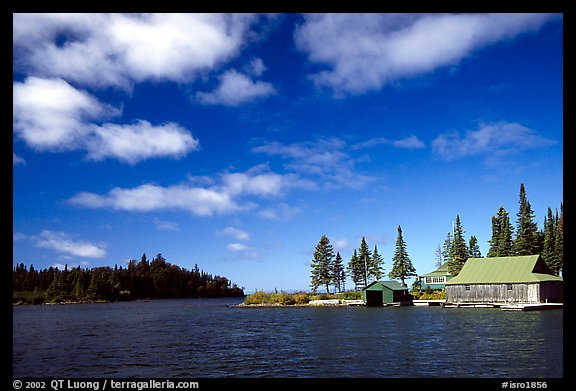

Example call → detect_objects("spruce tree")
310 235 334 293
369 245 384 282
357 237 372 288
468 235 482 258
332 252 345 293
389 225 417 286
347 249 363 290
488 207 514 257
551 207 563 275
542 207 556 270
448 215 468 275
514 183 540 255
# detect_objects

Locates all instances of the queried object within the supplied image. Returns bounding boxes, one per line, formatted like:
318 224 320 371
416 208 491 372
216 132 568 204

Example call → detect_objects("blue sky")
13 13 563 292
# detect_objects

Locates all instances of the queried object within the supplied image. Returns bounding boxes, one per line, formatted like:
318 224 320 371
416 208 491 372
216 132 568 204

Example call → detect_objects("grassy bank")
243 290 362 306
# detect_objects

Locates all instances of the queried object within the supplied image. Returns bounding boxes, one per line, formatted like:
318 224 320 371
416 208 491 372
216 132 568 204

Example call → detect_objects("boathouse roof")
445 255 563 285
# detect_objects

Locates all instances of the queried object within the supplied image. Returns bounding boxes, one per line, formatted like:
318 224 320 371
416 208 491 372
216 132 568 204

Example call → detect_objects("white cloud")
13 13 259 89
88 120 199 164
253 138 373 190
13 153 26 165
68 165 305 217
154 219 180 231
227 243 250 252
196 69 275 106
69 183 243 216
218 227 250 241
431 121 556 161
350 135 425 150
295 13 559 95
259 203 301 221
32 230 106 258
13 77 199 163
13 77 117 151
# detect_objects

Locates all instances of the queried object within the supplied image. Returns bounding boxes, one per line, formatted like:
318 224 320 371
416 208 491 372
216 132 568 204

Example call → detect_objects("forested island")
13 253 244 305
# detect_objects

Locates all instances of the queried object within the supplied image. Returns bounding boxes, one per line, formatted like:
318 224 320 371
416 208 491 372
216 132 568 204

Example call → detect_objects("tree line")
437 183 563 276
310 183 562 293
310 224 416 293
13 253 244 304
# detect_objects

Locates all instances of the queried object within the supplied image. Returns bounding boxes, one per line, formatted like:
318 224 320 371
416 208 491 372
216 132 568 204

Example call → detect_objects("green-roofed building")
445 255 563 304
362 280 413 306
419 262 453 290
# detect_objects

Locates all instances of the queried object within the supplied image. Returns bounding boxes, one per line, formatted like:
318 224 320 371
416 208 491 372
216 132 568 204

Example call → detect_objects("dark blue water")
13 298 563 378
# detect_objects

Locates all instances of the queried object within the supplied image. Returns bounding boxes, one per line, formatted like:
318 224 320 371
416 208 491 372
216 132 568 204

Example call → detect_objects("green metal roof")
421 262 452 277
364 280 408 291
445 255 563 285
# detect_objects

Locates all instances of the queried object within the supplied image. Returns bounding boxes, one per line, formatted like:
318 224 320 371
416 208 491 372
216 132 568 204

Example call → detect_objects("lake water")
13 298 563 378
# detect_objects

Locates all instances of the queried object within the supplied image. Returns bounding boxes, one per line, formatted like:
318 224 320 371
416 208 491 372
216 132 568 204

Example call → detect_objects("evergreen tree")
542 207 556 270
487 206 514 257
468 235 482 258
389 225 417 286
310 235 334 293
369 245 384 282
357 237 371 288
442 231 453 266
347 249 363 290
332 252 345 293
448 215 468 275
514 183 540 255
550 207 563 275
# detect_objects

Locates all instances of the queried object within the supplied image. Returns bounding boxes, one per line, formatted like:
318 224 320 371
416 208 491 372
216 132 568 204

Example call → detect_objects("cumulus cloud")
13 13 258 89
32 230 106 258
196 69 275 106
13 77 199 163
295 13 559 95
68 165 308 217
431 121 556 161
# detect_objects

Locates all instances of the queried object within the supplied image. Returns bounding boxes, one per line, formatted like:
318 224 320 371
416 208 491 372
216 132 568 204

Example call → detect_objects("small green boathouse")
362 280 412 306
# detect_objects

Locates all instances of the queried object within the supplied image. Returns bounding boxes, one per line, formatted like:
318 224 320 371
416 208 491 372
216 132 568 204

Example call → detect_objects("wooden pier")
442 302 563 311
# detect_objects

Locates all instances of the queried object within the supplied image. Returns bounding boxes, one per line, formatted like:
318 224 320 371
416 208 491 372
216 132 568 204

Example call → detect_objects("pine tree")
448 215 468 276
468 235 482 258
369 245 384 282
310 235 334 293
332 252 345 293
357 237 372 288
347 249 363 290
389 225 417 286
514 183 540 255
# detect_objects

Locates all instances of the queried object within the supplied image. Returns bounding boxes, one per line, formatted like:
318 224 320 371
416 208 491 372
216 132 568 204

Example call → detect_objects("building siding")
446 283 541 303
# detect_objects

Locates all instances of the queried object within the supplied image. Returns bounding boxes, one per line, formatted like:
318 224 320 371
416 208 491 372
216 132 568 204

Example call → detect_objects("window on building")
464 285 470 291
425 276 446 284
507 284 513 291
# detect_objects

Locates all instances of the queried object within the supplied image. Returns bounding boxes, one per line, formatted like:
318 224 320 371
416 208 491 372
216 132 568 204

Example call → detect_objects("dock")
500 303 563 311
442 302 563 311
413 299 445 306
